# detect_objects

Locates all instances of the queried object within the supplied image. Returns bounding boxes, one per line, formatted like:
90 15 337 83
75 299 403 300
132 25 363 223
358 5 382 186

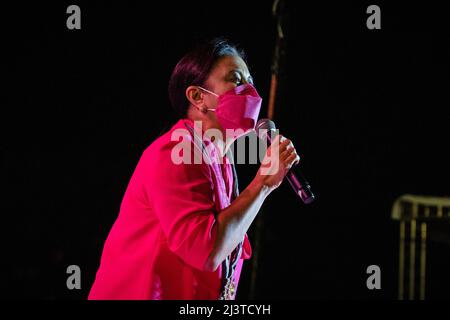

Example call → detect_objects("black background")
1 1 449 299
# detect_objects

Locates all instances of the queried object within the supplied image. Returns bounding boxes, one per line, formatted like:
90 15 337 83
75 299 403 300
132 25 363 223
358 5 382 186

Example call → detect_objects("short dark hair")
168 38 245 118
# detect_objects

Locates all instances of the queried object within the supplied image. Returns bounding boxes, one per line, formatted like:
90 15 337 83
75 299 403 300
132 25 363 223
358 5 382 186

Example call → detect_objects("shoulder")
142 119 195 164
139 119 211 180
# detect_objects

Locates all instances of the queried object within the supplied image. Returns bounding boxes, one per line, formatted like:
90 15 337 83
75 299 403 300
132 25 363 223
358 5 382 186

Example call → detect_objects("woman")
88 38 299 300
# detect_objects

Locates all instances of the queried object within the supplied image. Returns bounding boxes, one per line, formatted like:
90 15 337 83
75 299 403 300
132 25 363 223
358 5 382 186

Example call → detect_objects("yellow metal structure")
391 194 450 300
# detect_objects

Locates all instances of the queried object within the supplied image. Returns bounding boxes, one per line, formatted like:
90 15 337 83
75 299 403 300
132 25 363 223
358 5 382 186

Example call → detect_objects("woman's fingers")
280 145 295 161
285 152 300 169
270 134 300 168
278 137 292 154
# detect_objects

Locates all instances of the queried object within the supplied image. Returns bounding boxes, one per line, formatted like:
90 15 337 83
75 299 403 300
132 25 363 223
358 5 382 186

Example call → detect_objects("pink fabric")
211 83 262 134
88 118 252 300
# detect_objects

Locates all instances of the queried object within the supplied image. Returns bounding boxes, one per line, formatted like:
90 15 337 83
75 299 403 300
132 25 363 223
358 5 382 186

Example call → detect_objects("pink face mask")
198 84 262 136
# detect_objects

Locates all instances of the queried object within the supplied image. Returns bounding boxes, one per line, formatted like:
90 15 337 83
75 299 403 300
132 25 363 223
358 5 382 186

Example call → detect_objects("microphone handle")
264 129 315 204
286 169 315 204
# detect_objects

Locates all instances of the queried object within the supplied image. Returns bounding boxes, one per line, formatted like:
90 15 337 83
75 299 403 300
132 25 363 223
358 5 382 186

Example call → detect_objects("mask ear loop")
197 86 218 111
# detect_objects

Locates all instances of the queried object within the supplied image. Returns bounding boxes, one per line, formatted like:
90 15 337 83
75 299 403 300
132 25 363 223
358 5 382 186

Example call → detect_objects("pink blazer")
88 118 252 300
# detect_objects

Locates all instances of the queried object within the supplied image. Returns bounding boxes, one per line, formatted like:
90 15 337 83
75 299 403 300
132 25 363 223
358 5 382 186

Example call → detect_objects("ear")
185 86 204 110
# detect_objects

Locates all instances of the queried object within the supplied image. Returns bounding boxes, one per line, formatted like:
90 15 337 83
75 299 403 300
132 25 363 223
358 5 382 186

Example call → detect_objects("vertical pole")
409 219 416 300
248 216 263 299
419 222 427 300
267 74 278 120
249 0 286 299
398 221 405 300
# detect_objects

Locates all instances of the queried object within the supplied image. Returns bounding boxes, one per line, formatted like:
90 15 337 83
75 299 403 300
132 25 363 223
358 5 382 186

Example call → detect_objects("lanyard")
183 121 244 300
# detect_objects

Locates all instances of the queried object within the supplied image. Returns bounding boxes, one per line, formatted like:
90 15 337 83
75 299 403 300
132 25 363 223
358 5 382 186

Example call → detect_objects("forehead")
210 55 250 77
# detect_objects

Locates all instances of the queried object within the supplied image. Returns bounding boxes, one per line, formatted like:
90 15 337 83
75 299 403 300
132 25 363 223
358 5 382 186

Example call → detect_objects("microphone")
256 119 315 204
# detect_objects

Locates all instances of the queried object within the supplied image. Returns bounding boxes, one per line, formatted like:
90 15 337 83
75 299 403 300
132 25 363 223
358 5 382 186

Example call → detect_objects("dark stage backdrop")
1 1 449 299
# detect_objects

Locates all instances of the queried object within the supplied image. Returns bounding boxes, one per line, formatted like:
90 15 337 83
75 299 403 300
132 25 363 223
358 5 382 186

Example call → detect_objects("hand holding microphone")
256 134 299 189
255 119 315 204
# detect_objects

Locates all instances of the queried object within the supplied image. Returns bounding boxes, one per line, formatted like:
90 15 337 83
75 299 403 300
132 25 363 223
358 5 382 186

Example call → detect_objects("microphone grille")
256 118 276 131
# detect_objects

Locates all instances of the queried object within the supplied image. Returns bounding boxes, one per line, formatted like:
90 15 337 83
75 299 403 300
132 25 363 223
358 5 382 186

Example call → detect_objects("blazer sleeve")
142 135 218 272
